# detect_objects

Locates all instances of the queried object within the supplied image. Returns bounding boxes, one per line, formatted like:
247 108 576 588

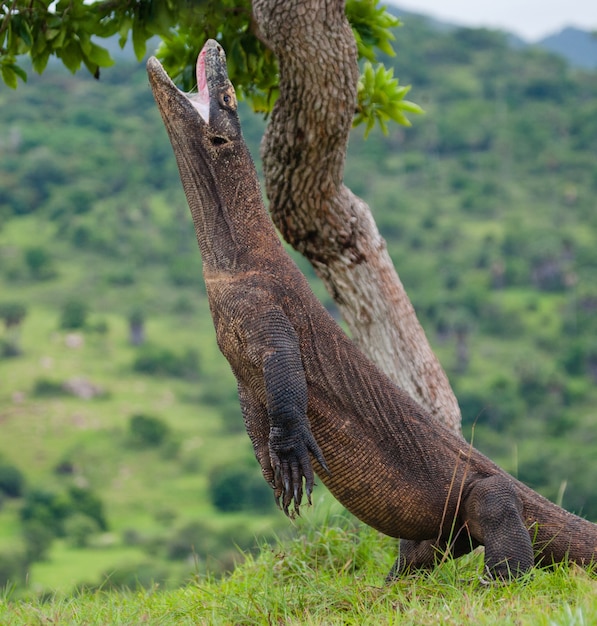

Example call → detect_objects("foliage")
93 559 174 591
0 550 28 589
355 62 423 136
208 461 274 514
59 298 88 330
0 463 25 498
32 378 69 397
22 520 54 562
132 344 200 379
64 513 101 548
127 414 171 448
20 486 107 539
0 302 27 329
0 0 420 133
24 246 56 281
20 489 70 537
68 486 108 532
15 484 108 564
0 301 27 357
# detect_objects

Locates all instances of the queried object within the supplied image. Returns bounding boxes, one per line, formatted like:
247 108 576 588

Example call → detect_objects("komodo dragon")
147 39 597 580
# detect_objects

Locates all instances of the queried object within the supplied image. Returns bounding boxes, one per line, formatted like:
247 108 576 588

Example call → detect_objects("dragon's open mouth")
190 45 210 124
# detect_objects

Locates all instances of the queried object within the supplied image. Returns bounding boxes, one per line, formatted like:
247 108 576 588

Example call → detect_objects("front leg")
247 309 328 516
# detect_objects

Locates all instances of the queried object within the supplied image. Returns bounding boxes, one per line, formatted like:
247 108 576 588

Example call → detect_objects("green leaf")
11 63 27 83
131 21 148 61
354 62 423 136
1 64 18 89
13 14 33 49
59 41 83 73
86 42 114 67
346 0 400 62
44 29 61 42
118 17 133 49
32 48 51 74
400 100 424 115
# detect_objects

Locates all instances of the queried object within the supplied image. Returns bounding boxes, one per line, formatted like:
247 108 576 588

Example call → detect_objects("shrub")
22 520 54 562
167 255 200 286
0 550 28 589
24 246 56 281
64 513 101 548
127 414 170 448
68 485 108 531
96 560 173 590
0 463 25 498
166 520 213 560
133 345 200 379
0 302 27 329
20 485 107 537
208 462 274 514
60 299 88 330
20 488 71 536
32 378 68 397
0 339 21 358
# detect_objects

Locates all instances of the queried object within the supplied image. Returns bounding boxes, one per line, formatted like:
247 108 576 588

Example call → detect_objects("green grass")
31 543 150 593
2 518 596 625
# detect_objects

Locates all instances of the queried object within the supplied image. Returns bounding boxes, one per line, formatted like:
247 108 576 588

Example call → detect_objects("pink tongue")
196 47 209 108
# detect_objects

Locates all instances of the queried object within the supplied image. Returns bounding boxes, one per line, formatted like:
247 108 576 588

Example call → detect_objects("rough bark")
251 0 462 435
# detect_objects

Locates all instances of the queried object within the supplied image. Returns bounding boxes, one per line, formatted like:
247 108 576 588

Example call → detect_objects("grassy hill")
1 15 597 599
2 518 597 624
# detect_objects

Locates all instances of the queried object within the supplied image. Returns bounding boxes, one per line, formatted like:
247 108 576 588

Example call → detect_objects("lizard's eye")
220 91 236 109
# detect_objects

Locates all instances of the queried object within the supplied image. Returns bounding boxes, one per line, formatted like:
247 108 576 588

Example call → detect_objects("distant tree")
132 345 200 379
451 310 474 375
0 550 28 588
24 246 56 281
128 414 170 448
64 513 100 548
0 463 25 498
20 488 71 536
128 308 145 346
0 302 27 329
67 485 108 531
208 462 274 513
60 298 88 330
0 301 27 357
22 520 54 562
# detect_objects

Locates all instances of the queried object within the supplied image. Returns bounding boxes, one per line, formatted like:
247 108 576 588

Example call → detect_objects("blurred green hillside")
1 16 596 596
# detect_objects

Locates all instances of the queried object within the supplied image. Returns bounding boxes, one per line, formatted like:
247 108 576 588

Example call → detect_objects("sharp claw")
317 454 331 476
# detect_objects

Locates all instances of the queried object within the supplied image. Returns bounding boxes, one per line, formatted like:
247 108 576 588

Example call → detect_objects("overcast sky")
388 0 597 41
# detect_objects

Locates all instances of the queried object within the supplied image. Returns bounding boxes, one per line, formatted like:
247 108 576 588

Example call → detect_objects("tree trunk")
252 0 462 435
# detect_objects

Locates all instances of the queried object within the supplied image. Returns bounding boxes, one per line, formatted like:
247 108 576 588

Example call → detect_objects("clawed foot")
269 425 329 517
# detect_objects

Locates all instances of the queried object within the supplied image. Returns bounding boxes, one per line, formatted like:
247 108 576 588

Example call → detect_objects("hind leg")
386 531 478 582
238 382 274 486
463 475 534 579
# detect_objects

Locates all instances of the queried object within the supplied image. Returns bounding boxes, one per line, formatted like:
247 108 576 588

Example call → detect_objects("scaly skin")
147 40 597 580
